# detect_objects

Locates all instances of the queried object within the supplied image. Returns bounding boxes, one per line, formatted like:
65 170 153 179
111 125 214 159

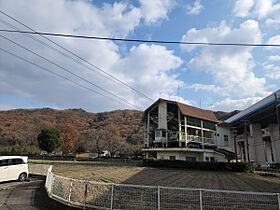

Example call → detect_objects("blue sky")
0 0 279 112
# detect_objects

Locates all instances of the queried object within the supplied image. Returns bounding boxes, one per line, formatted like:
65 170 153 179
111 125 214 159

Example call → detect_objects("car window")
12 159 23 165
0 159 9 167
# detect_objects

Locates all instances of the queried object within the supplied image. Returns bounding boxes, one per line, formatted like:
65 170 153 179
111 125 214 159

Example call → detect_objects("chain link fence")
45 167 280 210
29 163 52 176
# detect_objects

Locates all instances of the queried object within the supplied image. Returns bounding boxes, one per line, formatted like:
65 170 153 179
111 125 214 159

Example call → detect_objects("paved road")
0 177 48 210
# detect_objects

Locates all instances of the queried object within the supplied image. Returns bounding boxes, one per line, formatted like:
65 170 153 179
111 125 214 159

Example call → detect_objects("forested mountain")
0 107 238 156
0 108 143 156
214 110 240 121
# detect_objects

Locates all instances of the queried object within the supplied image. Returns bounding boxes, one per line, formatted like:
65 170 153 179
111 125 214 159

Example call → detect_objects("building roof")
144 98 218 123
176 102 218 122
225 89 280 124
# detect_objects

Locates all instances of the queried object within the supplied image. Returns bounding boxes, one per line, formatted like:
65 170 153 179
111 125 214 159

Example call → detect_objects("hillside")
0 107 239 156
0 108 143 156
214 110 240 121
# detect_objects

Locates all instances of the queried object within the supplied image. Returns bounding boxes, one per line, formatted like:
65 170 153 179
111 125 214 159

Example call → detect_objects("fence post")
110 184 114 210
199 189 203 210
158 186 160 210
50 174 55 197
68 180 72 205
277 193 280 210
83 182 88 210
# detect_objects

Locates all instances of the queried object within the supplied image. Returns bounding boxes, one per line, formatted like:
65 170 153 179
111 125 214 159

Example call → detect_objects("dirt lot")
52 165 280 193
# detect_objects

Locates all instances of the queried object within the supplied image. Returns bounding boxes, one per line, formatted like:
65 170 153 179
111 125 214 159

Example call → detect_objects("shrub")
143 158 251 172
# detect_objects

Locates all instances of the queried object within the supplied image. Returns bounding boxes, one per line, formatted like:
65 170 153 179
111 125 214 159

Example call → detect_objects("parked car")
0 156 29 182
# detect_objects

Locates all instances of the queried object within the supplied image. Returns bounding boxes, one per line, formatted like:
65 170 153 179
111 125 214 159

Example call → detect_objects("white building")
225 89 280 165
142 99 235 162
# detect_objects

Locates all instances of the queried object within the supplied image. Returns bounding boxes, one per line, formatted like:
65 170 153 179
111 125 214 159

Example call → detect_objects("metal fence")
45 167 280 210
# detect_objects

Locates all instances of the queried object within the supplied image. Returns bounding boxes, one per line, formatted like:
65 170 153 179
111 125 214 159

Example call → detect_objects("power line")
0 34 140 110
1 29 280 48
0 47 137 109
0 10 154 102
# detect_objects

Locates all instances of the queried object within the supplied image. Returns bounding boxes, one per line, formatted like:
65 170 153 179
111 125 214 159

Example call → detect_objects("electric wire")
0 29 280 48
0 47 136 109
0 10 154 102
0 34 140 110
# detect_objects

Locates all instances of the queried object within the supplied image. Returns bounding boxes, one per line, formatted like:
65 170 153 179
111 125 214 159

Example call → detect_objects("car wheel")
18 173 27 182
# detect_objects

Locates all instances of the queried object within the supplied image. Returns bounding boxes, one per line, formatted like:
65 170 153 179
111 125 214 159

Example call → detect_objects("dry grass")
53 165 145 183
52 164 280 193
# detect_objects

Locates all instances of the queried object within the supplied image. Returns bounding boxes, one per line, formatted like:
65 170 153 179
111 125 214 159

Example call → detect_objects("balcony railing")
185 135 216 145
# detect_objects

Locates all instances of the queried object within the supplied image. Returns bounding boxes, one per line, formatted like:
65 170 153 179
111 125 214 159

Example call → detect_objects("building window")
205 157 209 162
224 135 228 141
187 116 201 127
186 156 196 162
210 157 215 162
203 120 216 130
170 156 176 161
155 131 161 137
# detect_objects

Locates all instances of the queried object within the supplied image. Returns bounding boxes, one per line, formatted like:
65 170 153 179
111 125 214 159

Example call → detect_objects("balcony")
184 135 216 145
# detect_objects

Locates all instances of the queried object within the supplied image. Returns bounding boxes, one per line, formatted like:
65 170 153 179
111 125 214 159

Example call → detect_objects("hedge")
143 158 251 172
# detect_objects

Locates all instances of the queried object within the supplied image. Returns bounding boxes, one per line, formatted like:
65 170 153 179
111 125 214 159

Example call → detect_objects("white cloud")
181 20 269 98
139 0 174 24
0 0 183 112
267 35 280 45
186 0 204 15
115 44 184 105
268 55 280 61
186 84 216 91
264 64 280 79
0 104 15 111
233 0 254 17
213 96 264 111
233 0 280 25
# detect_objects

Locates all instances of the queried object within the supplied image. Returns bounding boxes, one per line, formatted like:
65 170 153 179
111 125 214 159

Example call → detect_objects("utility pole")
241 120 250 162
231 127 238 162
276 92 280 142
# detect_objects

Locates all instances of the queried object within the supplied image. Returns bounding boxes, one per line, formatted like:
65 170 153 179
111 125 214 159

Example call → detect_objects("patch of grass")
52 165 145 184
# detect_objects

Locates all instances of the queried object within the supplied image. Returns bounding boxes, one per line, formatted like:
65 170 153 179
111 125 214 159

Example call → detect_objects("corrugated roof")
177 102 218 122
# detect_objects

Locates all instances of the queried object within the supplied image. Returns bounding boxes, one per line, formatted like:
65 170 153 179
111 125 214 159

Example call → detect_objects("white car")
0 156 29 182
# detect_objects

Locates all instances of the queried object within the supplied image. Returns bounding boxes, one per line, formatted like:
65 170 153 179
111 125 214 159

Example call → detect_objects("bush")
143 158 251 172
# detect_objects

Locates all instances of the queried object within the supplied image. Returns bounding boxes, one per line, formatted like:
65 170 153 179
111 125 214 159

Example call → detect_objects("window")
12 159 23 165
155 131 161 137
186 156 196 162
216 133 219 136
210 157 215 162
162 130 166 137
203 120 216 130
205 157 209 162
0 159 9 167
224 135 228 141
187 116 201 127
170 156 176 161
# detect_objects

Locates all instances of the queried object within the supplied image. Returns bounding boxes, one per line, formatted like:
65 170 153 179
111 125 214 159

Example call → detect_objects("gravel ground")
52 165 280 193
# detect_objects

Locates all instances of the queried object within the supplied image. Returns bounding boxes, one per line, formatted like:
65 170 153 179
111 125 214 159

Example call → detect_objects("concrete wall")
156 151 227 162
249 124 266 165
156 151 204 161
216 125 233 151
214 152 227 162
158 102 167 129
269 124 280 163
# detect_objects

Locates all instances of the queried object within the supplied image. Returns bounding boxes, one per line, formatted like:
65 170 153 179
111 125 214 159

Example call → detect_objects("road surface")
0 177 48 210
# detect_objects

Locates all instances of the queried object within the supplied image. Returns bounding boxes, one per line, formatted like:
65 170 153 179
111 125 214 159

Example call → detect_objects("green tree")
37 128 61 153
